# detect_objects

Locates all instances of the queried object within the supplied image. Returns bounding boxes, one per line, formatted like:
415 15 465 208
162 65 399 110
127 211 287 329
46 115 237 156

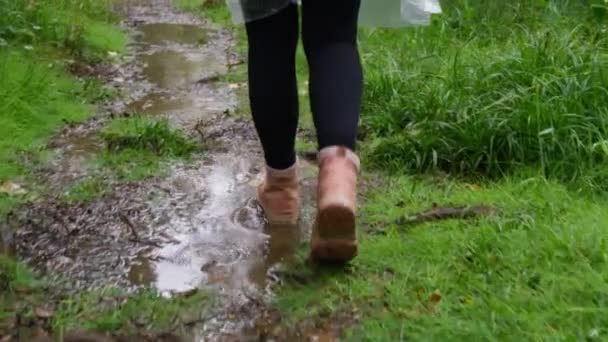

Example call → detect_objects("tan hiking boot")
311 146 360 263
257 163 300 225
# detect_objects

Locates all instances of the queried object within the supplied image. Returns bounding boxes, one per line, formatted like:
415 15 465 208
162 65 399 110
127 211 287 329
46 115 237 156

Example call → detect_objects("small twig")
147 255 167 262
227 59 244 68
194 121 207 140
158 231 181 245
119 213 139 240
396 204 498 227
136 239 163 248
195 74 220 85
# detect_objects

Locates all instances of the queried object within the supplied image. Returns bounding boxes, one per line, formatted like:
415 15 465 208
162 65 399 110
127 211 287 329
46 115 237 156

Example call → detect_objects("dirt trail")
3 0 317 339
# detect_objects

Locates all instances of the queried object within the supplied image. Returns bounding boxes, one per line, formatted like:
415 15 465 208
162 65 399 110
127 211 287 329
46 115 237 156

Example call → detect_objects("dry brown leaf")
429 290 442 306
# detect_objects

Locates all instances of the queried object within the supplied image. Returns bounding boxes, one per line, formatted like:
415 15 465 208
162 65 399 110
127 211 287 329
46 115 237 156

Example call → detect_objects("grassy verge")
0 0 127 215
59 117 201 204
277 174 608 340
99 117 200 181
359 1 608 186
186 0 608 340
0 255 208 338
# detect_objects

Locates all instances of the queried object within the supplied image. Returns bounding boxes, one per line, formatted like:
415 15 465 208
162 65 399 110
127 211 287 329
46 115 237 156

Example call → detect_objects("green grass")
98 117 200 181
61 176 110 204
276 174 608 340
0 52 93 215
0 0 126 215
0 0 126 59
0 52 90 177
360 1 608 186
53 288 208 335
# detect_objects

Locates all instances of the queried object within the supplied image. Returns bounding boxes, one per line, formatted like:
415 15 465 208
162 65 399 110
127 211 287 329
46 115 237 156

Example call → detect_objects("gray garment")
226 0 442 27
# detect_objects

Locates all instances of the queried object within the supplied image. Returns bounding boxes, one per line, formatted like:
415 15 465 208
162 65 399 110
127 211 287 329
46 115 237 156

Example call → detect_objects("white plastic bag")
359 0 442 27
227 0 442 27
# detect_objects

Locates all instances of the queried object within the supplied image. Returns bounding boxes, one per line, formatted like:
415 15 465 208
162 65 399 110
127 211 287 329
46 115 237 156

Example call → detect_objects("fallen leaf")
429 290 442 306
34 306 54 319
0 181 27 195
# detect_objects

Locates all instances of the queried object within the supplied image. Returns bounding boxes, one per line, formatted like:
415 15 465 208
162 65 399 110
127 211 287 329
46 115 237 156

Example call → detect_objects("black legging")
245 0 363 170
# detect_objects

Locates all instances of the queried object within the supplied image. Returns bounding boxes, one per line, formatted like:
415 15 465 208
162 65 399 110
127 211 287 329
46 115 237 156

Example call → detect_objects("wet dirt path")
4 0 317 339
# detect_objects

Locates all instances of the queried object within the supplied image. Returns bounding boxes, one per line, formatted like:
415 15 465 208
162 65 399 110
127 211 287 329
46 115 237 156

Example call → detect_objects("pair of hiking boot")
257 146 359 263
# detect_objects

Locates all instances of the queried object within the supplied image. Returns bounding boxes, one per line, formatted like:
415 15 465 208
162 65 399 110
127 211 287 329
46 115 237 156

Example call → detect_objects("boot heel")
311 146 360 263
317 204 356 240
257 163 300 225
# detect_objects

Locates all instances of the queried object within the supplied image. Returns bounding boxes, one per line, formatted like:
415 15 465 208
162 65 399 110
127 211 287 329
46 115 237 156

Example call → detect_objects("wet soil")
3 0 320 340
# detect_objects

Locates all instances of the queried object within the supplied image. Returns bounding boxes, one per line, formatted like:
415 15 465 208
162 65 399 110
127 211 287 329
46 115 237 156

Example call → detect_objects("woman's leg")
245 4 299 170
246 5 301 225
302 0 363 151
303 0 363 262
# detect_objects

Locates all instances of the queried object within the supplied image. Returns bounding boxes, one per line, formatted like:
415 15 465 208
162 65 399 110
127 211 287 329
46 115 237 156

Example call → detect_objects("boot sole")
257 191 300 225
265 215 299 226
311 204 358 263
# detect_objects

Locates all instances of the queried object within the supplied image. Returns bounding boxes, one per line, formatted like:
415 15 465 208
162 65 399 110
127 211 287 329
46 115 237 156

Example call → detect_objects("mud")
0 221 14 256
5 0 319 340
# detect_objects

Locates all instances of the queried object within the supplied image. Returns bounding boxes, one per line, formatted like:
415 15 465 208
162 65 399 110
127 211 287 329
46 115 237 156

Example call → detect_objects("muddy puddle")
7 0 318 340
126 85 234 128
136 23 209 46
141 49 223 89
